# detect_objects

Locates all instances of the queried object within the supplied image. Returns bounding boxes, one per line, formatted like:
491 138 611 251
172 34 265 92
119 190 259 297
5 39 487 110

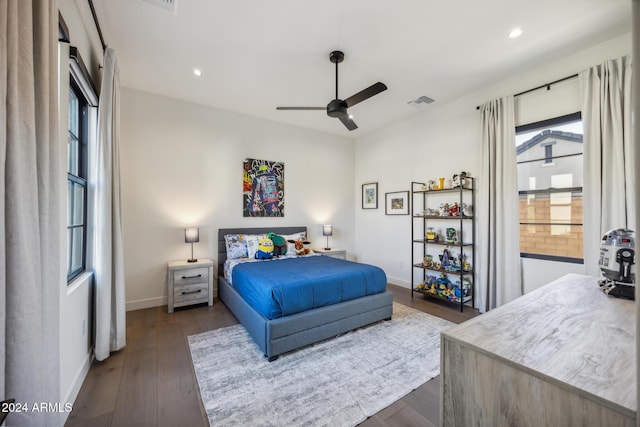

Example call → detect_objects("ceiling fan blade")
339 115 358 131
344 82 387 108
276 107 325 111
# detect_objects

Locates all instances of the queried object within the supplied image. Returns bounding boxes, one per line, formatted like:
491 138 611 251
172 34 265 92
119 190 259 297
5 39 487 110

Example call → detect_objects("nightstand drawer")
174 282 209 305
172 267 209 286
167 259 213 313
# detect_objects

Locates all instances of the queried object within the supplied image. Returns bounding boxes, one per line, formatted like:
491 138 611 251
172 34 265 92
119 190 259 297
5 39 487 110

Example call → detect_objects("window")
516 112 583 263
66 46 98 283
67 79 88 281
543 143 554 164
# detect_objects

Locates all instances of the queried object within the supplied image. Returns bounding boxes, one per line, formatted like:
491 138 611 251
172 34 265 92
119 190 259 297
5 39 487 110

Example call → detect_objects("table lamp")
323 225 333 250
185 227 199 263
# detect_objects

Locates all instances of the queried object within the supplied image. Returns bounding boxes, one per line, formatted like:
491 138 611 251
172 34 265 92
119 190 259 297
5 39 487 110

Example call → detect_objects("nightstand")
167 259 213 313
314 248 347 259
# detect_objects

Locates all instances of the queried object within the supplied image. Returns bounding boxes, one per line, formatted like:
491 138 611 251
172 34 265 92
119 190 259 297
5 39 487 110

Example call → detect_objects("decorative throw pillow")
224 234 247 259
245 234 268 258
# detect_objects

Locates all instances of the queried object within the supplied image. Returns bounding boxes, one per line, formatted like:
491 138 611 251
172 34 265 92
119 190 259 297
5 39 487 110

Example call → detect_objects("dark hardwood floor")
65 284 479 427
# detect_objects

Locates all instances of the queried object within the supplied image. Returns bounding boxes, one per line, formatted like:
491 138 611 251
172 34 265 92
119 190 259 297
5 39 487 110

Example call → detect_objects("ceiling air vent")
407 96 435 105
140 0 177 13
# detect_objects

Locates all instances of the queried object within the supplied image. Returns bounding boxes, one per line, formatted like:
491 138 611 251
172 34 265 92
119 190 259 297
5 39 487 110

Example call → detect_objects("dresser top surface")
443 273 636 412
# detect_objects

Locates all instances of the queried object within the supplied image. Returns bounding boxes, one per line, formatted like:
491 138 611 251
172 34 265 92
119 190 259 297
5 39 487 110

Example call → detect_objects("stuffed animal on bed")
287 239 314 256
255 236 275 259
267 232 287 257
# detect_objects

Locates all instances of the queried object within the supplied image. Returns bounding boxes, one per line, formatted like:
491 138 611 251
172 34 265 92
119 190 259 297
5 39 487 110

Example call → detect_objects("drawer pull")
181 274 202 279
181 289 202 295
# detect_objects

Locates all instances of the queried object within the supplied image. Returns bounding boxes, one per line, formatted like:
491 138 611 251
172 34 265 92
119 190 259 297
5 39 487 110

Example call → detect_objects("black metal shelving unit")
411 177 475 312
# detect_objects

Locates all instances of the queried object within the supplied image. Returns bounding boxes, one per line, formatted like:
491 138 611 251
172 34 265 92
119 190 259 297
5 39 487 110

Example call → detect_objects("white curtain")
633 2 640 424
477 96 522 312
94 47 126 361
580 55 634 277
1 0 61 425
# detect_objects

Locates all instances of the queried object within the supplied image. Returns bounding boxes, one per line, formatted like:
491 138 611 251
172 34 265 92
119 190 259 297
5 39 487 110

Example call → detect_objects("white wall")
354 33 631 294
120 89 354 310
58 0 103 423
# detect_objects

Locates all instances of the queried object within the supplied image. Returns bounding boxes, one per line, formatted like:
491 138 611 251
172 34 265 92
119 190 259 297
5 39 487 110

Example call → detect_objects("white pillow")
224 234 247 259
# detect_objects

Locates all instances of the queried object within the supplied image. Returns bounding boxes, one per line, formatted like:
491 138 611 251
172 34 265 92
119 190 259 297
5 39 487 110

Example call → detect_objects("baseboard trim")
386 277 410 288
60 347 94 426
126 296 167 311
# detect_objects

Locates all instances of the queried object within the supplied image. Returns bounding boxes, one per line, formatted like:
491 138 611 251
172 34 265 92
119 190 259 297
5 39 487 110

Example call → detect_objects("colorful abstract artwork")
243 158 285 217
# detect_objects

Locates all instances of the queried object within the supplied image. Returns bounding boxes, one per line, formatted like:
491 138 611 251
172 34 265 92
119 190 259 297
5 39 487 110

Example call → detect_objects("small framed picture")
362 182 378 209
385 191 410 215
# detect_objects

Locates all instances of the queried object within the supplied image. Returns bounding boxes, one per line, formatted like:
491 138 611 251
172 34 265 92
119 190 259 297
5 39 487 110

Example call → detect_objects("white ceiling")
92 0 631 137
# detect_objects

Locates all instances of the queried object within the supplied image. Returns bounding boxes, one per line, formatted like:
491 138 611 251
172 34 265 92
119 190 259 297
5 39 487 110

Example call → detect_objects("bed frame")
217 226 393 361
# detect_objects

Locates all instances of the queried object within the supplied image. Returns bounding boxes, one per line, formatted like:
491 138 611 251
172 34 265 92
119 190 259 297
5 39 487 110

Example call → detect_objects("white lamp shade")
322 225 333 236
185 227 199 243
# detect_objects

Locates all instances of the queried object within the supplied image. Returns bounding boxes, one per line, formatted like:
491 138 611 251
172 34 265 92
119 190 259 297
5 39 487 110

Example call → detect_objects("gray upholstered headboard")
217 226 307 276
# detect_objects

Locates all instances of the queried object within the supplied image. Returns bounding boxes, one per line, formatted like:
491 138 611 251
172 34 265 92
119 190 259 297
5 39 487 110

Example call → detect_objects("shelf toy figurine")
437 272 451 294
427 279 438 295
439 248 451 270
452 171 468 188
425 227 438 242
459 253 471 271
445 228 457 244
440 203 450 216
450 202 460 217
462 278 471 295
416 282 426 291
461 203 471 217
442 284 455 299
423 254 434 268
447 255 461 272
454 278 471 298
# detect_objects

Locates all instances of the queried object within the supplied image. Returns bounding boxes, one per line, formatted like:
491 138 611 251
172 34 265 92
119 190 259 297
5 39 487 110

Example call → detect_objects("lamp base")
187 258 198 263
324 248 331 251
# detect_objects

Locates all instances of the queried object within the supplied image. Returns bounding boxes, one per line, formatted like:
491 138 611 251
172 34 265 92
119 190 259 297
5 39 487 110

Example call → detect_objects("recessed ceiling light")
508 28 523 39
193 68 202 77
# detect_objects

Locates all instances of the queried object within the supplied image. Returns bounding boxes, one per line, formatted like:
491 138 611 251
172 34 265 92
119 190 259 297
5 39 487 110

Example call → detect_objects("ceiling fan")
276 50 387 131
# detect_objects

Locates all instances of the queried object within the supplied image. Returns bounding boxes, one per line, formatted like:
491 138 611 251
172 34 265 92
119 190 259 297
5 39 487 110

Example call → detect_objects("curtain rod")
476 73 579 110
88 0 106 52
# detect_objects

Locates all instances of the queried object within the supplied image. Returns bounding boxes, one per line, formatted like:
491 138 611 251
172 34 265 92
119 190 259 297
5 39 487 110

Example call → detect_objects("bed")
217 226 393 361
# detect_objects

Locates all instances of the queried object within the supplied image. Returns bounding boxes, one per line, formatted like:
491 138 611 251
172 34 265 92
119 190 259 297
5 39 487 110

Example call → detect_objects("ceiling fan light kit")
276 50 387 131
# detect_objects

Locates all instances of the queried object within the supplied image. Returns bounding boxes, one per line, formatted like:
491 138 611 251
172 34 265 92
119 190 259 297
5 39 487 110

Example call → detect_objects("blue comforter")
231 256 387 319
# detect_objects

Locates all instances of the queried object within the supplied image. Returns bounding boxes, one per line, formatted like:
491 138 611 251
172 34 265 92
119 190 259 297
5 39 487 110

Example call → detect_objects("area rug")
188 302 454 427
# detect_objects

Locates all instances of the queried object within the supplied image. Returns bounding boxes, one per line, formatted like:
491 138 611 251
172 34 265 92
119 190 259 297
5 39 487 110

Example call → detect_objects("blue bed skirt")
219 276 393 360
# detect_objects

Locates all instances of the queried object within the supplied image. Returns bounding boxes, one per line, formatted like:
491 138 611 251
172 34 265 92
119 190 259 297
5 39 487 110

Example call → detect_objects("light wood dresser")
167 259 213 313
441 274 636 427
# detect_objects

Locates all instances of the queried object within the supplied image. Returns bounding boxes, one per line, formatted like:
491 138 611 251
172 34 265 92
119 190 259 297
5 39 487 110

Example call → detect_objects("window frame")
66 47 98 284
543 144 553 164
516 111 584 264
67 78 89 282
